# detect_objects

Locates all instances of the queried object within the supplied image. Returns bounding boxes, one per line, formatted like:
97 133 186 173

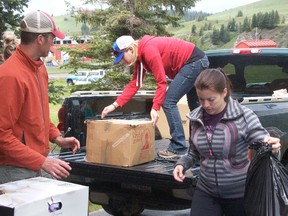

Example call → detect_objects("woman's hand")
264 136 281 154
173 165 185 182
150 109 159 126
101 102 118 119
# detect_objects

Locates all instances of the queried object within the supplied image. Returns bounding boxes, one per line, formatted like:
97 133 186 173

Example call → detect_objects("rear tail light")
232 48 261 54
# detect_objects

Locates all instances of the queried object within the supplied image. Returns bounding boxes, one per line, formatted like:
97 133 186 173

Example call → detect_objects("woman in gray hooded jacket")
173 68 281 216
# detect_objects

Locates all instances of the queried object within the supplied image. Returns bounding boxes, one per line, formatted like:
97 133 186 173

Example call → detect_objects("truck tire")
102 199 144 216
67 79 74 86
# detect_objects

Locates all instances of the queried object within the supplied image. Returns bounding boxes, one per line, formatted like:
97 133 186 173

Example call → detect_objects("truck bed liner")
55 139 199 189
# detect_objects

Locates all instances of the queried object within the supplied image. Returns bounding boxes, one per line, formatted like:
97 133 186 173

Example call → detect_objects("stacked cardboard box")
86 119 155 166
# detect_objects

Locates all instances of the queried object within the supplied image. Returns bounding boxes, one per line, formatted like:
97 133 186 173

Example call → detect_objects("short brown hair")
20 31 50 45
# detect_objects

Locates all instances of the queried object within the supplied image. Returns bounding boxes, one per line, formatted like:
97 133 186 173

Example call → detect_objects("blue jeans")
162 55 209 154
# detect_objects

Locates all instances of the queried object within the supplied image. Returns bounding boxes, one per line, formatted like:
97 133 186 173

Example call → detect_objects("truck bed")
55 139 199 211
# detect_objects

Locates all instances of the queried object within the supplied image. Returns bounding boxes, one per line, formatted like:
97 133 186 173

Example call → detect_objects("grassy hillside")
53 15 82 35
210 0 288 21
168 0 288 49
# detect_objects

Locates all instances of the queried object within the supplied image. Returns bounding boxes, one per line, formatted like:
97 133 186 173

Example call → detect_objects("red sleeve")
49 120 62 141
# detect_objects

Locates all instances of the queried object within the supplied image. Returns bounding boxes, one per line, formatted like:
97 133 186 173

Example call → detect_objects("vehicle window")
63 40 72 44
221 63 236 75
76 71 87 76
218 57 288 95
89 72 99 76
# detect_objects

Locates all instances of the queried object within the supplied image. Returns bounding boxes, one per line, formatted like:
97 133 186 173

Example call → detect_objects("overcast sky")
25 0 259 16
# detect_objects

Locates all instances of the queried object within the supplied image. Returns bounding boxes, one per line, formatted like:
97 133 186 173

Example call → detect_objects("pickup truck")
57 47 288 215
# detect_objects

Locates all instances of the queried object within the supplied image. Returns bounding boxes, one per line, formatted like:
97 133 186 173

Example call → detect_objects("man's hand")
54 136 80 154
41 157 71 180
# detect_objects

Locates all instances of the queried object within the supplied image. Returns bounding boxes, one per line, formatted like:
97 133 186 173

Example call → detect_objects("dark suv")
206 47 288 165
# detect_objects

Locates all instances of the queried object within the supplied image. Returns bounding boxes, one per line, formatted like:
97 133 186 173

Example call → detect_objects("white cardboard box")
0 177 89 216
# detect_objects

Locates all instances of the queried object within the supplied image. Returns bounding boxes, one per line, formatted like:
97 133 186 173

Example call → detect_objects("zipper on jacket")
35 66 45 123
207 134 220 195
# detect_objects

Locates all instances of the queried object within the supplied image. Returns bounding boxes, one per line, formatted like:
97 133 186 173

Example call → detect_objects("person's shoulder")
0 55 22 72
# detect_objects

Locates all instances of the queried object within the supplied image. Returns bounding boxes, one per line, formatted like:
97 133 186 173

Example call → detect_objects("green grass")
46 66 71 74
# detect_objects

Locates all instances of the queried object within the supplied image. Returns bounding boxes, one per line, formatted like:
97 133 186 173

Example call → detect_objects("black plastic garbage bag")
244 141 288 216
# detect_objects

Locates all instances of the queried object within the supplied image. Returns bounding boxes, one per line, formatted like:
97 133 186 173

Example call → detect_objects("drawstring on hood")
136 62 143 87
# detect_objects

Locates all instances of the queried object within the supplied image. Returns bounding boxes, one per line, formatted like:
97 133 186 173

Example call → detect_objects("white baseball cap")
112 35 135 64
20 10 65 39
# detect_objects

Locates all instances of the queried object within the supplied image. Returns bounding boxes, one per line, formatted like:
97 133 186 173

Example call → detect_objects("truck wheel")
67 80 74 86
102 199 144 216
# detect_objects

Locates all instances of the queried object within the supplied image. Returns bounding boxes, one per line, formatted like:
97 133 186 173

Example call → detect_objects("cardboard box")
157 96 190 140
86 119 155 166
0 177 89 216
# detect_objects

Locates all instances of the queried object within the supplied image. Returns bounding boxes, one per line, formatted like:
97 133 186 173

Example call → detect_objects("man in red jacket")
0 10 80 184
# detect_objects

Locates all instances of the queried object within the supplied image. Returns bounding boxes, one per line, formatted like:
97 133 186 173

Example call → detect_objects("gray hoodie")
176 97 268 199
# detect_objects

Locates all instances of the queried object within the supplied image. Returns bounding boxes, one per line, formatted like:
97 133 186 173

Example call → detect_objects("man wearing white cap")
0 10 80 183
102 35 209 159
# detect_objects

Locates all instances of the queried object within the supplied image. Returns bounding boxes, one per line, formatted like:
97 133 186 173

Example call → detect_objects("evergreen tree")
81 23 90 36
211 28 220 45
199 27 204 36
191 24 197 34
208 22 213 30
236 10 243 17
251 14 257 28
281 16 285 24
219 24 230 43
227 18 237 32
275 11 280 25
262 12 270 29
242 16 251 32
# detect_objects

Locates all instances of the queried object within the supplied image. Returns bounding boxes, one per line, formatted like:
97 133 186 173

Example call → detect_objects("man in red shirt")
0 10 80 183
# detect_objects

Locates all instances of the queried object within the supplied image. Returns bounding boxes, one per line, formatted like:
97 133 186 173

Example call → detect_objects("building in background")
235 39 277 48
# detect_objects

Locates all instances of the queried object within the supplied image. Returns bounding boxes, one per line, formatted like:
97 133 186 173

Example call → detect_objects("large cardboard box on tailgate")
0 177 89 216
157 95 190 140
86 119 155 166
